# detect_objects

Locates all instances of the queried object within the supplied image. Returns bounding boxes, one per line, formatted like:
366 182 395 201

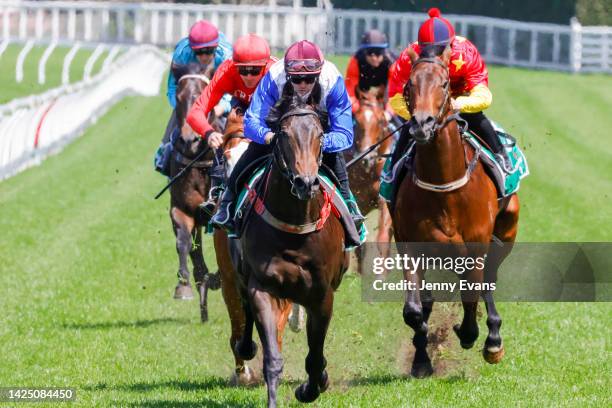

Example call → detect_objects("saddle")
230 160 366 250
380 123 529 206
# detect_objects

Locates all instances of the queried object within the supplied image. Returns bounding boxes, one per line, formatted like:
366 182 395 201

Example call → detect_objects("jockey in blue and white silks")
244 59 353 152
211 40 364 231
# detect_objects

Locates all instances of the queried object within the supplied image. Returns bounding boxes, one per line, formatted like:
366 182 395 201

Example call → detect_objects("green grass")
0 59 610 407
0 44 108 103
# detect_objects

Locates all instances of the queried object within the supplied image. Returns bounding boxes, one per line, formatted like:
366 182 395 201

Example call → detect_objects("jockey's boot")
347 199 365 231
211 188 236 231
198 161 225 218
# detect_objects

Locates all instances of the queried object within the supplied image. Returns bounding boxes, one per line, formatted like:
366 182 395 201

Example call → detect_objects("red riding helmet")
189 20 219 49
418 8 455 46
284 40 324 75
233 34 270 66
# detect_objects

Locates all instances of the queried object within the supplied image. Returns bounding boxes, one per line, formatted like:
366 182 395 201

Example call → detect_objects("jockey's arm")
186 60 233 138
344 56 360 113
388 51 412 120
322 77 354 153
453 84 492 113
244 72 279 144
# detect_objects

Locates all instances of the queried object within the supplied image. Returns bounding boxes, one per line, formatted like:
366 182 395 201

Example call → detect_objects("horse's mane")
266 81 326 130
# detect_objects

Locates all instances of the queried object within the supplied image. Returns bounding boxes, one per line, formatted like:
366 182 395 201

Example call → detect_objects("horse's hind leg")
171 208 195 300
249 279 284 408
403 268 434 378
295 290 333 403
454 266 483 350
190 227 210 322
482 194 519 364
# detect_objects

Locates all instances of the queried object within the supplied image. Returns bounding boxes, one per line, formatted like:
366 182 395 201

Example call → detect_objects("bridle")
273 108 324 198
407 57 453 132
178 74 210 85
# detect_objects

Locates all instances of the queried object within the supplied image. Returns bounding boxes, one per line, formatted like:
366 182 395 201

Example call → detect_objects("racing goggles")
238 66 263 76
290 75 318 85
285 59 323 74
194 47 216 56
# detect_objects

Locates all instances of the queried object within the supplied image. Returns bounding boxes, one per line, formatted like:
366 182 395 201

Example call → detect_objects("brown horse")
393 47 519 377
213 106 292 385
348 85 394 274
168 63 220 322
233 96 349 407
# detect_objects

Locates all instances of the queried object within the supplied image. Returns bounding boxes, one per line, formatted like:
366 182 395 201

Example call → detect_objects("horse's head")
272 96 324 200
404 45 452 144
353 85 387 169
172 62 213 140
222 107 249 179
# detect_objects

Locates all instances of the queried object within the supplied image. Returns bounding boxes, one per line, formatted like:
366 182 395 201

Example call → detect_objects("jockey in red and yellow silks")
388 8 512 172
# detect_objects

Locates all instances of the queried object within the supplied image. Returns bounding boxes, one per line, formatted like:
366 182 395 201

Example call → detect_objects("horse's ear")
440 45 452 67
407 47 418 65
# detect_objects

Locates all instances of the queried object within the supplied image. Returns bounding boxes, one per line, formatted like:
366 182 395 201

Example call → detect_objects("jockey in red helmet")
212 40 364 233
186 34 276 214
388 8 512 172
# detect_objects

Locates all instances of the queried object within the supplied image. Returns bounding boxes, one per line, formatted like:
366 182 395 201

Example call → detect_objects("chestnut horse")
168 63 220 322
233 96 349 407
393 47 519 377
348 85 394 274
213 106 292 385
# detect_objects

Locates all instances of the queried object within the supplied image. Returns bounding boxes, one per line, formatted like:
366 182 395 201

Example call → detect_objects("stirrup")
495 153 513 173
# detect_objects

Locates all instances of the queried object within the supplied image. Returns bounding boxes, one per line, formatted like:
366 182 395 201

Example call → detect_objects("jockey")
186 34 276 215
155 20 233 175
211 40 364 230
345 29 397 119
388 8 513 172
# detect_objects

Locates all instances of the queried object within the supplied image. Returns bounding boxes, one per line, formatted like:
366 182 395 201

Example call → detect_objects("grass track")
0 58 610 406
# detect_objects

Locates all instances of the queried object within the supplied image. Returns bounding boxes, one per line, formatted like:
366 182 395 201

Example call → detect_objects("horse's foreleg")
249 279 283 408
171 208 195 300
403 268 433 378
376 197 393 259
454 265 483 350
190 227 210 322
480 194 519 364
295 290 333 404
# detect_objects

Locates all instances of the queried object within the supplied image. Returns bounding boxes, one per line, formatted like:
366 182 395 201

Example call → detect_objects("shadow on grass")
85 378 261 408
62 317 191 330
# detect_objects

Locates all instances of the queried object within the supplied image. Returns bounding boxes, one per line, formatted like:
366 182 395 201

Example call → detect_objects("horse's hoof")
200 307 208 323
410 361 434 378
288 305 305 333
483 343 505 364
453 324 476 349
234 339 258 361
206 272 221 291
319 370 329 393
173 283 194 300
229 365 259 387
294 382 320 403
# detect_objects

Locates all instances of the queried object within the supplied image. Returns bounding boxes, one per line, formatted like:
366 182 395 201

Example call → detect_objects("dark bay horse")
233 96 349 407
213 106 293 385
348 85 394 274
168 63 220 322
393 47 519 377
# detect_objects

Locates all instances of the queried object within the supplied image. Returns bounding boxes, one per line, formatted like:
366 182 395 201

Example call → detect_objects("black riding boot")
322 152 365 230
211 142 273 229
461 112 512 172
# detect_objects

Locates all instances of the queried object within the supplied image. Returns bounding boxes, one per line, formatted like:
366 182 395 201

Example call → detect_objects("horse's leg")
214 230 257 385
190 227 210 322
454 265 484 350
171 207 194 300
482 194 519 364
295 290 333 403
234 267 258 362
276 300 293 351
249 279 284 408
403 268 434 378
376 197 393 259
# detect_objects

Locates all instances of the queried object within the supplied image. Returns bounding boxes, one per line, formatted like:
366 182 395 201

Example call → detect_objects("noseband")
273 108 324 198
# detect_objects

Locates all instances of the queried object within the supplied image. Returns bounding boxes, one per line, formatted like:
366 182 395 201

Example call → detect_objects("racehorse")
168 63 220 322
233 95 349 407
213 106 293 385
393 47 519 377
347 85 394 274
